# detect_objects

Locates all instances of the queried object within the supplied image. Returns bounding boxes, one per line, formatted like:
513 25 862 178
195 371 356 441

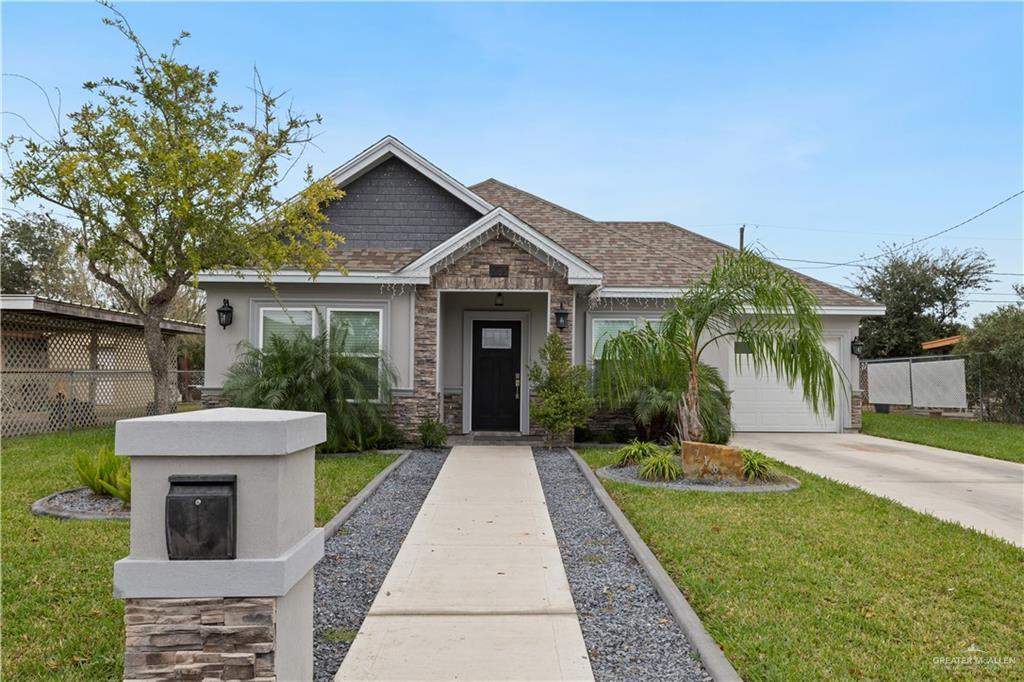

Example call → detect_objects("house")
921 335 965 355
0 294 204 437
198 137 884 438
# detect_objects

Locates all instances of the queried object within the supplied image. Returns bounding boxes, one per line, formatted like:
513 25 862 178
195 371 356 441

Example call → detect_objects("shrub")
75 446 131 505
223 318 399 452
99 467 131 506
418 417 448 449
636 450 683 481
597 432 615 445
620 364 733 446
741 449 775 482
529 333 595 445
615 439 664 467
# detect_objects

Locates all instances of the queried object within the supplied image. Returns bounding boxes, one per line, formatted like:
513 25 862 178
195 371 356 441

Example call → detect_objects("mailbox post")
113 407 326 681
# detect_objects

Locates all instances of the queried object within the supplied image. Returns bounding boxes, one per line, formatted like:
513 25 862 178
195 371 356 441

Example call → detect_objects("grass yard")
1 426 396 680
580 448 1024 681
862 412 1024 464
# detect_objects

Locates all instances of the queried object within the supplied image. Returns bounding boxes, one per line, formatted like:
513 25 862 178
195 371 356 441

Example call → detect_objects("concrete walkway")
732 432 1024 547
336 446 594 681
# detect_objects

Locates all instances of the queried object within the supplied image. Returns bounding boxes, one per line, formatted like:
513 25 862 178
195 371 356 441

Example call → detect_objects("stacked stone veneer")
123 597 275 680
394 233 575 439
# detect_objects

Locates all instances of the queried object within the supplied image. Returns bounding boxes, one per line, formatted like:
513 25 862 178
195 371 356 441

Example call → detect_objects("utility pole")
739 224 745 252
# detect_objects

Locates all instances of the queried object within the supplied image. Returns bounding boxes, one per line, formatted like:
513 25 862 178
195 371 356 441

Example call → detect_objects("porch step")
448 432 545 446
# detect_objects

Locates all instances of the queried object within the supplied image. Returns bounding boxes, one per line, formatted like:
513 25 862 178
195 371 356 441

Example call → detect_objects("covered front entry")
471 320 522 431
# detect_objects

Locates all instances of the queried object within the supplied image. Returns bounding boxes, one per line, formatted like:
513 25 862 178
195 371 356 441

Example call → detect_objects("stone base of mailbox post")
113 408 326 681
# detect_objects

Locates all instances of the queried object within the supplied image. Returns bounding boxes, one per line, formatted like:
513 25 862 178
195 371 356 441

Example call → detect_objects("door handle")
514 373 521 400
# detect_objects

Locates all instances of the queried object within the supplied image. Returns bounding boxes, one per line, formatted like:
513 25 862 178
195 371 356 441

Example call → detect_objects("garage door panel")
729 338 841 433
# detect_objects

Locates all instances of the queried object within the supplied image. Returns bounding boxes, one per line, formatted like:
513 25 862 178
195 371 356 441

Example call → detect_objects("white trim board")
198 270 429 285
461 311 531 435
401 208 604 287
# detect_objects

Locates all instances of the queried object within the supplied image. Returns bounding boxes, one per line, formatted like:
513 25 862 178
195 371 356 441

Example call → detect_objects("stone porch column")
113 407 326 681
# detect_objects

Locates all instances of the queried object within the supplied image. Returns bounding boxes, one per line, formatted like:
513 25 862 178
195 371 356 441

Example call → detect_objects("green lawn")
580 448 1024 681
1 426 395 680
862 412 1024 464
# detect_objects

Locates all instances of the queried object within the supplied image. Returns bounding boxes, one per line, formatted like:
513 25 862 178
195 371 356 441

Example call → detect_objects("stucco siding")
201 282 414 390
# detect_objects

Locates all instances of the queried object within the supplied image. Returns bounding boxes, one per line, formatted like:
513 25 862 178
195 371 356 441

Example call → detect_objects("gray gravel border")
567 448 742 682
321 451 410 539
534 448 711 682
598 465 801 493
313 449 448 681
31 487 130 521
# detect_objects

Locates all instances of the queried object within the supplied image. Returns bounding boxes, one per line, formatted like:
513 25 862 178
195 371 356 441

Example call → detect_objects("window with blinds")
329 309 383 399
592 319 636 360
260 308 314 348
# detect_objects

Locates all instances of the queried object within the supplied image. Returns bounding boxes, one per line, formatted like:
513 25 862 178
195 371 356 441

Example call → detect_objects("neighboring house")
921 335 965 355
199 136 883 438
0 294 204 437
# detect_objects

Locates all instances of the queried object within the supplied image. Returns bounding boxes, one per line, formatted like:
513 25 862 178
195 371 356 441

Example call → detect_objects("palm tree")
599 250 843 443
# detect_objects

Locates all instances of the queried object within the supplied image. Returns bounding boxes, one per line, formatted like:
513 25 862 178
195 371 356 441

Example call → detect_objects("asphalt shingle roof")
471 179 877 307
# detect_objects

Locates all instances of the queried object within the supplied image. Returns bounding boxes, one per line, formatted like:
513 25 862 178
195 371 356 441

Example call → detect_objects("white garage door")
729 337 842 432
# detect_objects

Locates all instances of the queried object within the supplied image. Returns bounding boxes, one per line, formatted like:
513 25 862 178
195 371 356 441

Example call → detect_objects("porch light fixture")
554 304 569 330
216 299 234 329
850 336 864 358
494 292 504 307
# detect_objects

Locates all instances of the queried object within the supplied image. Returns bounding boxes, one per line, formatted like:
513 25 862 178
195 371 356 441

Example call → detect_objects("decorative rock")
681 441 745 480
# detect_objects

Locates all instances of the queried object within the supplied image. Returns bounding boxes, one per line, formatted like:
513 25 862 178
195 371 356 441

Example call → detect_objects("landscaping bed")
862 412 1024 464
313 449 448 681
597 463 800 493
533 448 710 682
1 426 398 680
578 447 1024 680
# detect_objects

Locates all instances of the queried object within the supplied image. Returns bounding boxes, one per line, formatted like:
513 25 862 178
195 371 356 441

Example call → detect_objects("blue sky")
3 2 1021 321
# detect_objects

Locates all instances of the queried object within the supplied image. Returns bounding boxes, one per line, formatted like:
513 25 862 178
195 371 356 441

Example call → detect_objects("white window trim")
327 307 386 402
257 307 316 350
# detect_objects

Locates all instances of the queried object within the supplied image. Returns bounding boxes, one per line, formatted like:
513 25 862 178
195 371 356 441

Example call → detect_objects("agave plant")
223 317 399 452
600 250 843 443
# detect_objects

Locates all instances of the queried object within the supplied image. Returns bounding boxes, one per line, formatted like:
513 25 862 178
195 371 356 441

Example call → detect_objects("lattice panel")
1 311 201 437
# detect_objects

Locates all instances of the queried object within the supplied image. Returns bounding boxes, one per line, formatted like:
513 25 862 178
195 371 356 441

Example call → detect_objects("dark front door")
471 320 521 431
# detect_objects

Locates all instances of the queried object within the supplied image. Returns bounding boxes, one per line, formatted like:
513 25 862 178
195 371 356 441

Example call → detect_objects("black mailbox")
165 475 237 560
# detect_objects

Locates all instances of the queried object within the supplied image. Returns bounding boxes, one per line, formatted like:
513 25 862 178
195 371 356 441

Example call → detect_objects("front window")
259 308 314 348
592 319 637 361
329 309 383 399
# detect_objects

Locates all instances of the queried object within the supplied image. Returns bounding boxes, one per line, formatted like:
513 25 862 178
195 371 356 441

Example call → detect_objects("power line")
802 190 1024 269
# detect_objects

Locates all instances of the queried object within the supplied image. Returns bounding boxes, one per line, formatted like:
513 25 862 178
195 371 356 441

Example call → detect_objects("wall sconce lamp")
851 336 864 358
494 292 505 307
554 303 569 330
216 299 234 329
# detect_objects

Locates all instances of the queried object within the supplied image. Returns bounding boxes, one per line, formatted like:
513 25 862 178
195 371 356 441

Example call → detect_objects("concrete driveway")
730 432 1024 548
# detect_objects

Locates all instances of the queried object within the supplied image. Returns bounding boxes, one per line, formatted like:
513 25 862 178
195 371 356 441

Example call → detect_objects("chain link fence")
860 353 1022 424
1 369 205 438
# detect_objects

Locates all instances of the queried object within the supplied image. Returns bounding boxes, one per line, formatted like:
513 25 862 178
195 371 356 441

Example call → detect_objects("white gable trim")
399 207 604 286
323 136 493 214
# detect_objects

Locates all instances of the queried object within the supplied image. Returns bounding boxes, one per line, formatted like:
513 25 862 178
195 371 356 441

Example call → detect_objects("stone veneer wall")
850 390 863 432
393 234 576 439
443 391 463 434
123 597 275 680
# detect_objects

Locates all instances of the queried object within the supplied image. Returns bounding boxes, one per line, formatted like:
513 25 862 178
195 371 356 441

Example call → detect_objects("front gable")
323 156 483 252
401 208 603 286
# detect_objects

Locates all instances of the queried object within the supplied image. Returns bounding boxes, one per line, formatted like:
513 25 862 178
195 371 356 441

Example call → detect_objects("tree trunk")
678 365 703 443
142 313 177 415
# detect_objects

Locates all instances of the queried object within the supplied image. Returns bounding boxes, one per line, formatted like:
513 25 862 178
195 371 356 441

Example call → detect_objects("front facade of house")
199 137 883 438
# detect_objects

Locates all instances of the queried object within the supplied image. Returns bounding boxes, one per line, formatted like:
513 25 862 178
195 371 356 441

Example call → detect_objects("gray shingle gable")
324 157 483 252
